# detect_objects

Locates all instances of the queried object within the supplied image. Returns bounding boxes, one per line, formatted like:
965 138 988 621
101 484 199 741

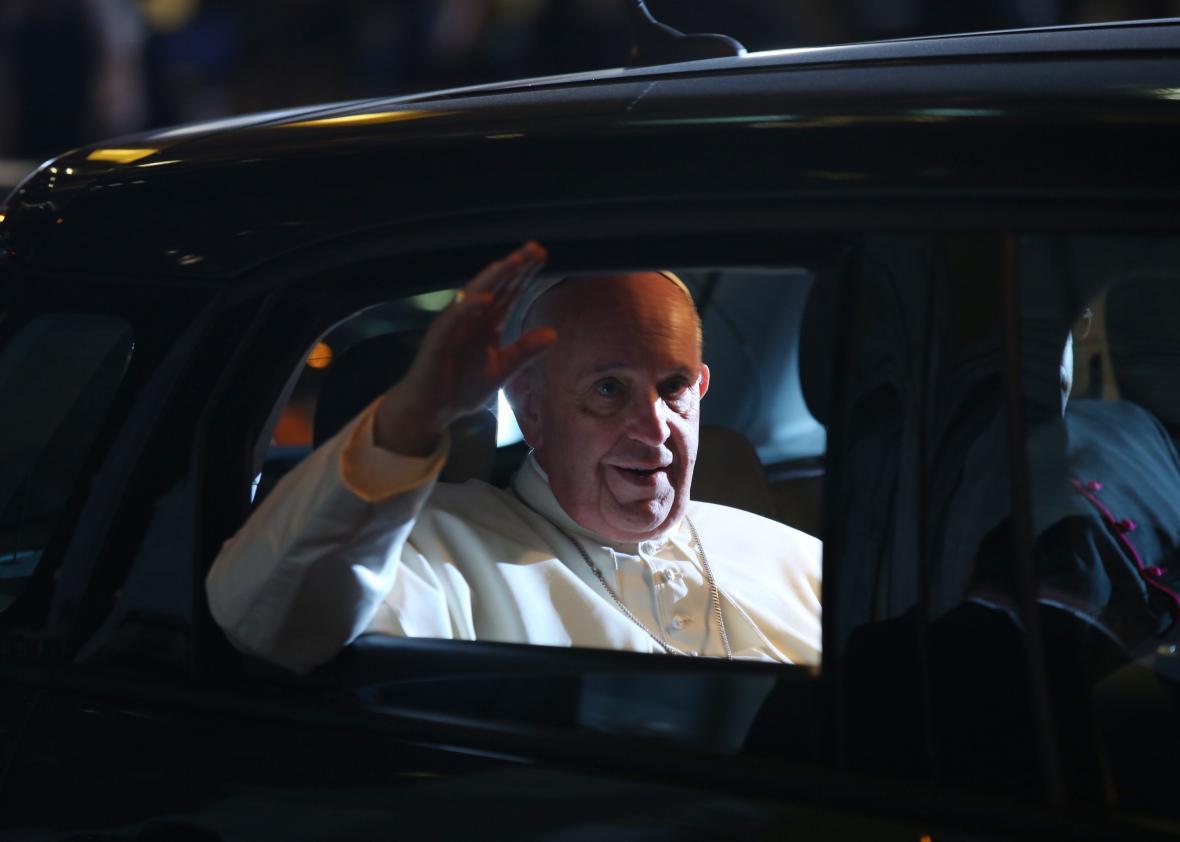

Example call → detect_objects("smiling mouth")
606 463 672 497
610 465 670 483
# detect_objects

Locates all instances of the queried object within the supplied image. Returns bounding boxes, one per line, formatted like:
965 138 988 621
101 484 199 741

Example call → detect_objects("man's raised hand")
374 242 554 457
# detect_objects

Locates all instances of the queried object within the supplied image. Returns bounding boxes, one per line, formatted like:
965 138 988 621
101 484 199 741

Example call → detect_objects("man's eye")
660 378 690 399
594 379 623 398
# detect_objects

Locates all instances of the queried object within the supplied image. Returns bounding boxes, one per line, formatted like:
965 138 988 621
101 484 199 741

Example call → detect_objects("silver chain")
545 514 733 660
687 516 733 658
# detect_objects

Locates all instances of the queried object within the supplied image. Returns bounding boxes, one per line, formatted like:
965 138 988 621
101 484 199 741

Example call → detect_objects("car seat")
690 425 777 521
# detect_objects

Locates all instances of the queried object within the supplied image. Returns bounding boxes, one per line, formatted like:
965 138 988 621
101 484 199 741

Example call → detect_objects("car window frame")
192 222 836 713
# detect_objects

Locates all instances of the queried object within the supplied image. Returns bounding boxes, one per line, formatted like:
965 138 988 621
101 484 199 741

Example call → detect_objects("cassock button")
670 614 691 631
1118 518 1138 533
1143 565 1167 579
1086 480 1103 492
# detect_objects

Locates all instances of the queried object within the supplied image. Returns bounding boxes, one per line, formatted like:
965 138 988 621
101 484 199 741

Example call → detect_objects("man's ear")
698 363 711 400
505 371 543 449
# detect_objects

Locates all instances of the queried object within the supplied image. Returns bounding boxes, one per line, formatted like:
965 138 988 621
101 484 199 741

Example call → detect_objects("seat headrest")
1106 275 1180 440
797 269 840 427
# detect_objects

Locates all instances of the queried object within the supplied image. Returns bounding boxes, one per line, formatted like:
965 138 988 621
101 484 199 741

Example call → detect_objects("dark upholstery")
313 332 497 484
313 332 422 448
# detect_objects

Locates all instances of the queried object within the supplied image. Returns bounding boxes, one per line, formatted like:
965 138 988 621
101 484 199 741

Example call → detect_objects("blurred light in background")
140 0 201 34
307 341 333 369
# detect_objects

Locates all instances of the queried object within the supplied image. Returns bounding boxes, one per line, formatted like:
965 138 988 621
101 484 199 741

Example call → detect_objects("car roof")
4 19 1180 281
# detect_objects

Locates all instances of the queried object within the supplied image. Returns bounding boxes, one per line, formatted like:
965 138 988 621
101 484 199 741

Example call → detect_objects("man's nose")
624 391 671 446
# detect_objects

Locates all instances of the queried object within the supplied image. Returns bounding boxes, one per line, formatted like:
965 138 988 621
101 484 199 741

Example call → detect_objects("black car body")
2 19 1180 840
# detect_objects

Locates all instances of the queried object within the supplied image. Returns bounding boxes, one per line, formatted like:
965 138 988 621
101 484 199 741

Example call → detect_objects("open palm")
375 242 553 456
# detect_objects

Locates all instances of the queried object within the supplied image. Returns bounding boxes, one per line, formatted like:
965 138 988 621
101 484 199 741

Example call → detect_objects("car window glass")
822 233 1035 789
1012 234 1180 816
824 232 1180 807
821 236 1014 643
0 313 134 612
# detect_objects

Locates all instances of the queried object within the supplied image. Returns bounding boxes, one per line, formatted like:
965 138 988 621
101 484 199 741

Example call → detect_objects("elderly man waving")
207 243 821 673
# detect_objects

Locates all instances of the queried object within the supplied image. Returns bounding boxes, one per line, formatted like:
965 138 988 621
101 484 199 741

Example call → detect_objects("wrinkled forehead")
502 270 696 345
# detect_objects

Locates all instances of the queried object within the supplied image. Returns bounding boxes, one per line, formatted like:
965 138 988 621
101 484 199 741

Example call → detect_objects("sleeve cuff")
339 398 450 503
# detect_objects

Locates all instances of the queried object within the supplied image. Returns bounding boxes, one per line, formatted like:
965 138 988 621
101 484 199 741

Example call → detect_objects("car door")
0 269 252 835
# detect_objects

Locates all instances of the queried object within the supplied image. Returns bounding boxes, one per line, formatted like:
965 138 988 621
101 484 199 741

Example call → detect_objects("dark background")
1 0 1178 164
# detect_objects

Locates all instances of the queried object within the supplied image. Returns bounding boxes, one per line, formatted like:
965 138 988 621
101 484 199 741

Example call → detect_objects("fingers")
424 241 547 360
500 326 557 382
490 254 545 329
488 245 545 321
466 241 547 297
444 242 546 333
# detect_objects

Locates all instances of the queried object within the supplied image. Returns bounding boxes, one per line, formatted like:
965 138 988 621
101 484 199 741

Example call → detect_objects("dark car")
3 16 1180 841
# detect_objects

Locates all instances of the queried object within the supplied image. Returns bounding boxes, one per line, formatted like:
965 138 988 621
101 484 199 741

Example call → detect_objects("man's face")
514 273 710 542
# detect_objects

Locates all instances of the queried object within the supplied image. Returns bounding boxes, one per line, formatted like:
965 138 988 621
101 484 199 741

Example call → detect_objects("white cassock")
206 402 823 674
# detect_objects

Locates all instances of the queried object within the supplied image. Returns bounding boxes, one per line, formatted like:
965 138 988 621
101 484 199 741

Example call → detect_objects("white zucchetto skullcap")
501 270 692 346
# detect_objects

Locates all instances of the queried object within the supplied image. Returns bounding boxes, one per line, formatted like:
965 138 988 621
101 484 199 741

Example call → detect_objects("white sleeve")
205 398 449 674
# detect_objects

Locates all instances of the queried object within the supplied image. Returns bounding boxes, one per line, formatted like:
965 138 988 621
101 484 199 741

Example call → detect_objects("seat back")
691 425 777 521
